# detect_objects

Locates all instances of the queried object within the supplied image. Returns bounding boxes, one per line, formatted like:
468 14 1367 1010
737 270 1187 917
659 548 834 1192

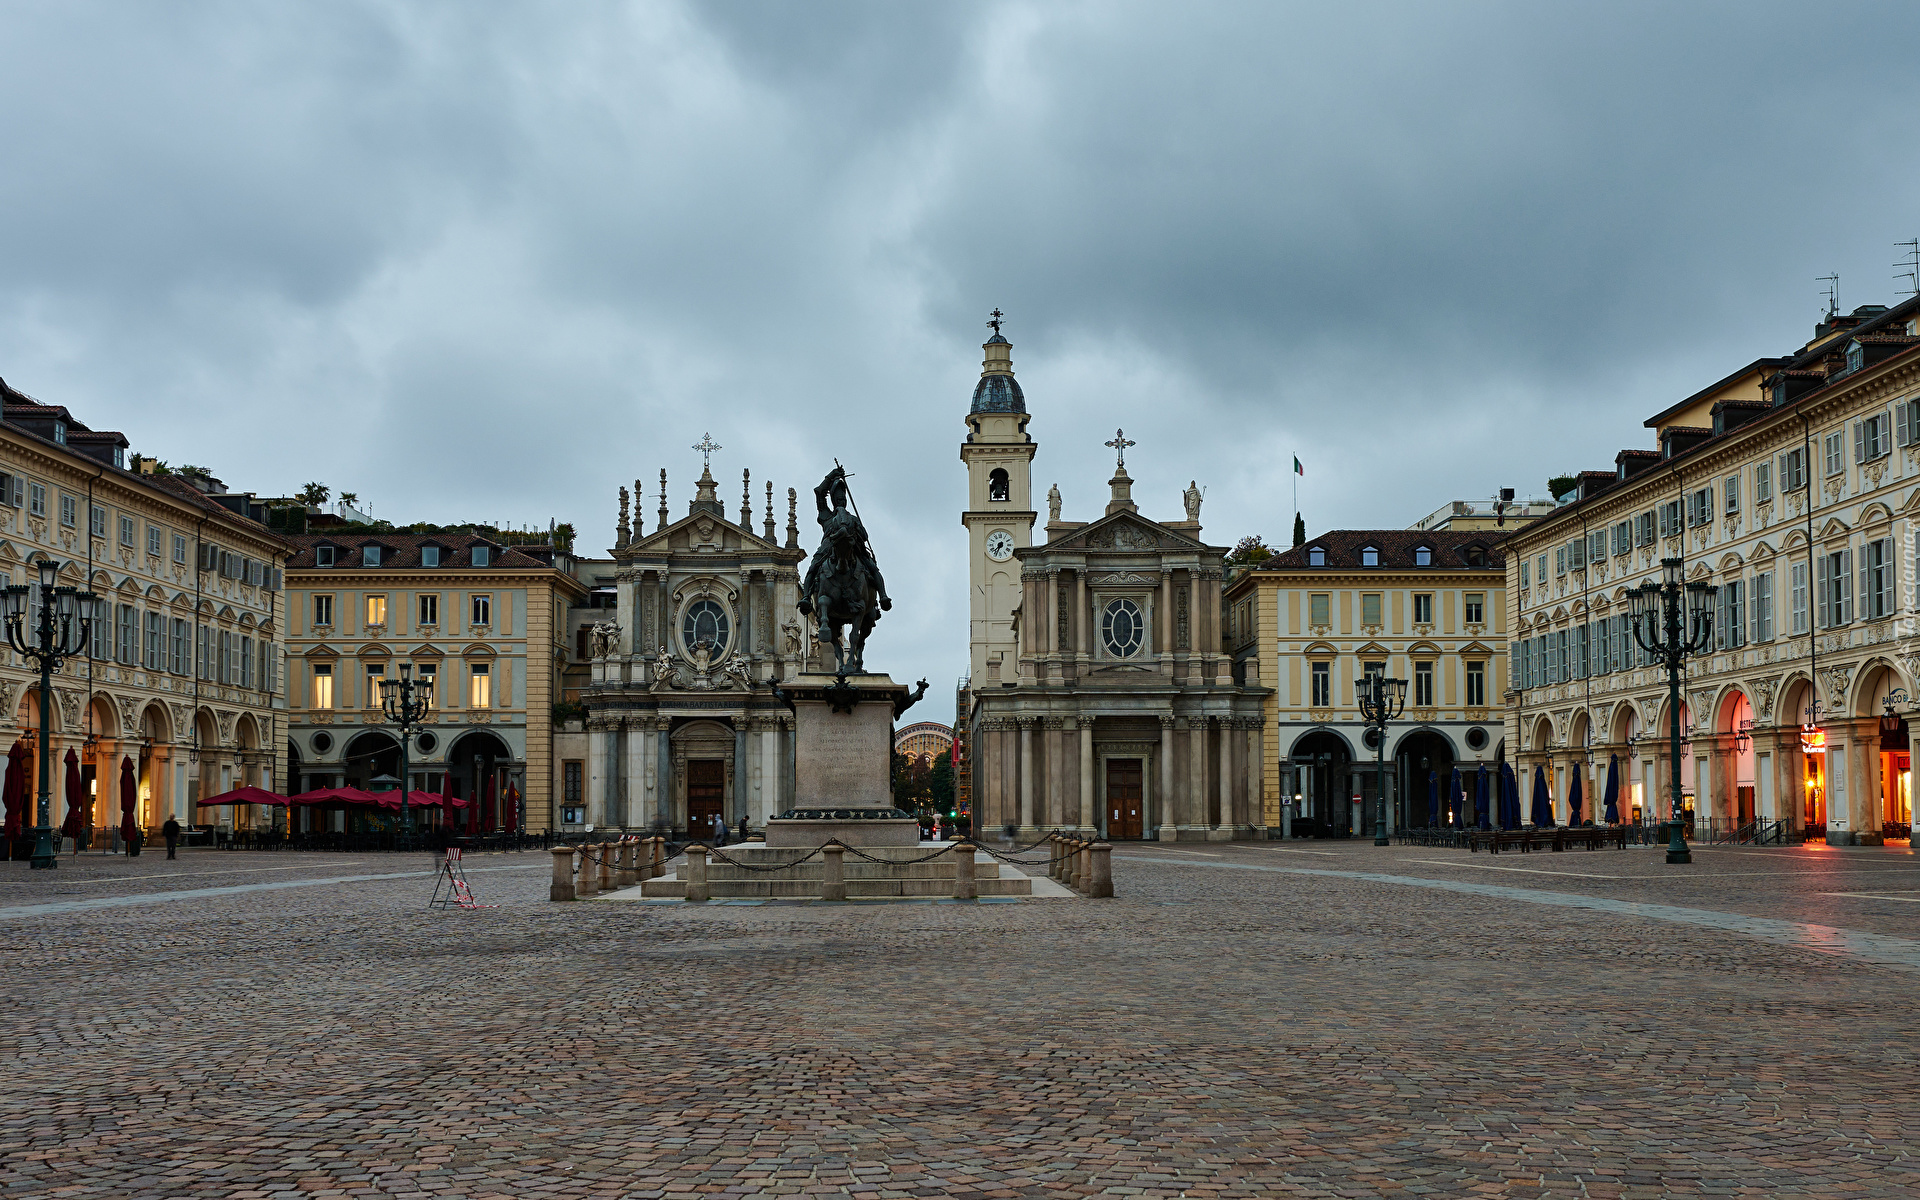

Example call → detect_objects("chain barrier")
833 841 958 866
702 844 830 872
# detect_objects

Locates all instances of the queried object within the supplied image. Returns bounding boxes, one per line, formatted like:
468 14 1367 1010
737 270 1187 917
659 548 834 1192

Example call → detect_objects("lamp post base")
29 826 57 870
1663 821 1691 864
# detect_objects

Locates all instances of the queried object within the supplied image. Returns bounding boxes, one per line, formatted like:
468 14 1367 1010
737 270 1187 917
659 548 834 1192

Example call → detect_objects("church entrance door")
687 760 726 832
1106 758 1144 839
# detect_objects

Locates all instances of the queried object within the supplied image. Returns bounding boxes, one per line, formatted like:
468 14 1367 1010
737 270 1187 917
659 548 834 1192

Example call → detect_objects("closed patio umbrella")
1475 763 1491 830
1449 768 1465 828
504 782 520 833
118 756 138 850
1568 767 1584 827
1496 762 1515 830
61 748 84 843
1426 770 1440 828
483 773 496 833
2 741 24 842
1603 755 1621 824
1531 765 1552 827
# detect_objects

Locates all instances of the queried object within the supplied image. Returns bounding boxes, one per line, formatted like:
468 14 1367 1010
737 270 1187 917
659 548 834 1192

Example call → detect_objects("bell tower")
960 314 1037 688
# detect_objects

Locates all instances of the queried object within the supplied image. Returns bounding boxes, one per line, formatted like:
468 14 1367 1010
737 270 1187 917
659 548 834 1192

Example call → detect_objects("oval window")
682 599 730 655
1102 598 1144 658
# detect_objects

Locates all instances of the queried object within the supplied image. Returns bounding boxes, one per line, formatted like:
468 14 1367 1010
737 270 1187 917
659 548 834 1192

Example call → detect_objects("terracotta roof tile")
1259 529 1508 571
283 532 546 570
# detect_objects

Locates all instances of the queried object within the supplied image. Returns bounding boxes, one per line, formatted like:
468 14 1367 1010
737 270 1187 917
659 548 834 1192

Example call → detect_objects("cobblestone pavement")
3 840 1919 1199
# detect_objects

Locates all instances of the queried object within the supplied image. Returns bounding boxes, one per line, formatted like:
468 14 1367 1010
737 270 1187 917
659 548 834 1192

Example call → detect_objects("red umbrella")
118 756 137 845
503 782 520 833
196 786 290 807
286 786 395 808
3 741 26 840
61 748 84 841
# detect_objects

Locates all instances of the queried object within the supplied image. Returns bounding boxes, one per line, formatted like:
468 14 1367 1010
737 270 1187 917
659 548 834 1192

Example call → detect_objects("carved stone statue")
589 620 621 659
1047 483 1062 522
689 639 713 676
650 645 676 690
797 465 890 675
1184 480 1203 523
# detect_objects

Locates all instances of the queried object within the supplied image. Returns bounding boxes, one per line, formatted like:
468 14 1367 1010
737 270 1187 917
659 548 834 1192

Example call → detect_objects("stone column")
623 720 649 829
1159 569 1174 669
1045 571 1059 662
1077 571 1090 659
1213 716 1233 839
1186 716 1206 832
1018 717 1036 832
1078 716 1096 832
1157 714 1176 840
586 720 609 826
1045 717 1064 827
760 720 780 827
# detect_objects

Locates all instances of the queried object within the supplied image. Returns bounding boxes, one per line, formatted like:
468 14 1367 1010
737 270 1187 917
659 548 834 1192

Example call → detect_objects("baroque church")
961 328 1270 840
578 460 810 833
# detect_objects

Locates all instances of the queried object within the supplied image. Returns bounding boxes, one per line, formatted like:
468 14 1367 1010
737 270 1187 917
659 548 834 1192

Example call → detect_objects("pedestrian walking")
711 814 727 846
162 817 181 860
736 815 748 842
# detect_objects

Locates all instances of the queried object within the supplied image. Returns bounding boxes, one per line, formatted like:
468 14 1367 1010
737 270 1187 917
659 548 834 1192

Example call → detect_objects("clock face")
985 530 1015 561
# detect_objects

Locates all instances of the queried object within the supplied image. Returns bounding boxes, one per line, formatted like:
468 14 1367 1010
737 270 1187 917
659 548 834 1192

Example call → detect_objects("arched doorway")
1858 663 1912 840
1393 729 1456 829
1781 678 1823 833
670 720 736 836
1289 730 1353 837
1716 689 1755 833
446 730 514 833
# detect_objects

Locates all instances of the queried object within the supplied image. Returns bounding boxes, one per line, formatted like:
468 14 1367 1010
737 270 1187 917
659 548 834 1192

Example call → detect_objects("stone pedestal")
765 671 921 848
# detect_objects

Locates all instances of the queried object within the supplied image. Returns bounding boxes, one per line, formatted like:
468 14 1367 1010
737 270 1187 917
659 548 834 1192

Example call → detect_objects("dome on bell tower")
970 331 1026 415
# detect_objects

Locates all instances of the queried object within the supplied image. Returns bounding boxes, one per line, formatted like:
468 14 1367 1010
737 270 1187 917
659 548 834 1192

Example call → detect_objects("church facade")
577 460 809 834
961 330 1270 840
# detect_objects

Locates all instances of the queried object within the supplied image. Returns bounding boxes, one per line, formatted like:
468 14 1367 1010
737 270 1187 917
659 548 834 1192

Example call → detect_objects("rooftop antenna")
1818 272 1840 319
1896 239 1920 299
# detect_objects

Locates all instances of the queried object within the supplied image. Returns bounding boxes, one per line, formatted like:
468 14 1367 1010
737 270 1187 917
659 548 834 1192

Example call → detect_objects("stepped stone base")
635 843 1035 899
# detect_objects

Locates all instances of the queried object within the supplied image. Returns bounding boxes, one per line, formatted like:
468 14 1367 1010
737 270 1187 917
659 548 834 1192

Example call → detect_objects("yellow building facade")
1224 531 1508 835
1503 297 1920 845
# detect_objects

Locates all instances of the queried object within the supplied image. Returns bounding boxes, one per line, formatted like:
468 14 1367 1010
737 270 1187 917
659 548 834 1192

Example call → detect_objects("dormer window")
1308 546 1327 567
52 422 65 445
1466 546 1488 567
421 545 441 568
472 544 492 568
1413 545 1432 567
1847 340 1864 374
1360 546 1380 567
988 468 1010 503
363 545 382 567
111 447 124 468
315 545 336 567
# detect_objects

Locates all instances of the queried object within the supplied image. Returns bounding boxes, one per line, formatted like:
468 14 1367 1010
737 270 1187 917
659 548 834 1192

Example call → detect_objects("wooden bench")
1470 827 1630 854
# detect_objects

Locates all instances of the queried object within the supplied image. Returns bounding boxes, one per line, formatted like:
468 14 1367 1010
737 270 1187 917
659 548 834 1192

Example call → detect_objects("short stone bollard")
820 843 847 901
1088 841 1113 898
652 836 667 878
1072 840 1089 893
598 842 615 893
550 844 577 901
686 845 710 901
952 841 976 900
617 838 637 887
1052 835 1070 883
575 844 599 897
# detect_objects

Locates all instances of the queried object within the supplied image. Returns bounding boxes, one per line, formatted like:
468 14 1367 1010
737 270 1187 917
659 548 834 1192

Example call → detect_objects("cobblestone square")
4 840 1919 1198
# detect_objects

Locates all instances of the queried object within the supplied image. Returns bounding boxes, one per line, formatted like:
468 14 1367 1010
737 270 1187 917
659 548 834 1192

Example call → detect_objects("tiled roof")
1259 529 1508 571
284 532 547 570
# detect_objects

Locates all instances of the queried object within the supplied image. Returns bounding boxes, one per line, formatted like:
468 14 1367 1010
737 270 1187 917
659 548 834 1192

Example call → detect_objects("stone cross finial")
1105 429 1135 470
987 308 1004 334
693 432 722 467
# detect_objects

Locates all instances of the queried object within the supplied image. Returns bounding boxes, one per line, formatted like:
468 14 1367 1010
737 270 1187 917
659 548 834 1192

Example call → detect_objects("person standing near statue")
162 816 181 860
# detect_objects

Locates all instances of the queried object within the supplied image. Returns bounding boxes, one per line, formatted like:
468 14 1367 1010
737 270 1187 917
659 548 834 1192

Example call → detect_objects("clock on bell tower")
960 315 1036 688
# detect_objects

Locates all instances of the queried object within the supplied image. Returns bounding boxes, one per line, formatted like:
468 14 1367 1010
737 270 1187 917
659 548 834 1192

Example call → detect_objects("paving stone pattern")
3 841 1919 1198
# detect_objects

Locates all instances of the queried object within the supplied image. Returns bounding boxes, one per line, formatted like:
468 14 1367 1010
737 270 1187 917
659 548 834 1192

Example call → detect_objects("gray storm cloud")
2 0 1917 692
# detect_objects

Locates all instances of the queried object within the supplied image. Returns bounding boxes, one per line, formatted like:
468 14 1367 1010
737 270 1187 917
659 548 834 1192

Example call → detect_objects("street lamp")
2 556 101 870
378 662 434 845
1356 670 1408 846
1627 557 1717 865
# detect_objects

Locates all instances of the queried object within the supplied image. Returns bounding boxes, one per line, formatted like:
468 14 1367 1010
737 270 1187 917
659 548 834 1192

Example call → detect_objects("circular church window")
416 731 438 754
682 599 730 655
1102 598 1144 658
310 731 333 754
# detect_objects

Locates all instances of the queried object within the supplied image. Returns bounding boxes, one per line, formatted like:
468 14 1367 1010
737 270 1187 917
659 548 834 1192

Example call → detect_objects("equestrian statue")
797 464 890 676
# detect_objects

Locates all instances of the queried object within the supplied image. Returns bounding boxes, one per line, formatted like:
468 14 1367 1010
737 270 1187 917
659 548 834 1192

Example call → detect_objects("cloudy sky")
4 1 1919 694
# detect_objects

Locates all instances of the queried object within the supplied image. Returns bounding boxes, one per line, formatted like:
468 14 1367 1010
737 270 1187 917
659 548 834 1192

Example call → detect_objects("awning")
197 786 291 807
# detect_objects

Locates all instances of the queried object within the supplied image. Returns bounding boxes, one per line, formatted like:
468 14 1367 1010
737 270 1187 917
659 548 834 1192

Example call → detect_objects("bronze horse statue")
796 465 890 676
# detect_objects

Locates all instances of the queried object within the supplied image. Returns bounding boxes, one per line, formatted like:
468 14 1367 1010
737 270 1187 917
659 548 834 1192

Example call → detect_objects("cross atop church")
987 308 1004 335
1105 428 1135 470
692 432 722 467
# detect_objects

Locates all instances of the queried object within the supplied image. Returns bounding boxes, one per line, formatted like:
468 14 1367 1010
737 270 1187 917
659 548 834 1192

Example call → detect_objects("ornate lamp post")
1356 671 1408 846
1627 557 1716 865
378 662 434 844
2 557 101 870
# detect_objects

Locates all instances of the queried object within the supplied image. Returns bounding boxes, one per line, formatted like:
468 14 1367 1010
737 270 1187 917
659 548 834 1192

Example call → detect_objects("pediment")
626 509 784 559
1046 510 1204 554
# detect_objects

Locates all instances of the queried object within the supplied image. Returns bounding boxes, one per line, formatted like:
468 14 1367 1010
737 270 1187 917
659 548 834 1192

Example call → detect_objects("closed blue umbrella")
1569 767 1584 827
1450 768 1465 829
1602 755 1621 824
1476 763 1491 831
1427 770 1440 828
1500 762 1520 830
1531 765 1552 826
